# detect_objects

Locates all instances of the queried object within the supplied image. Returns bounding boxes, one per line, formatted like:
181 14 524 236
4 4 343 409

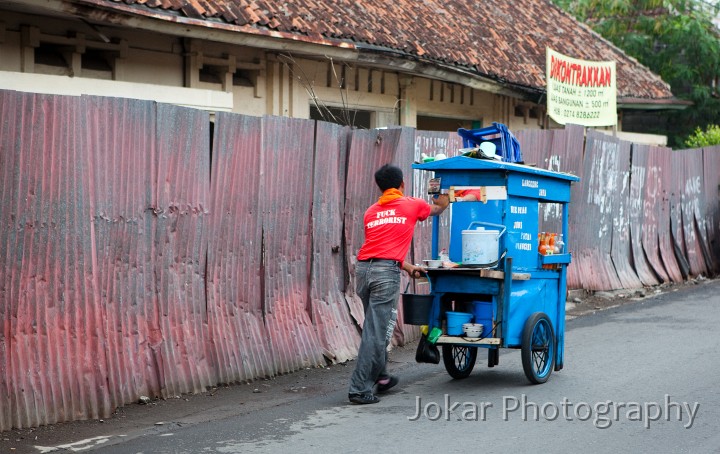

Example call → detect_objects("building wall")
0 10 552 131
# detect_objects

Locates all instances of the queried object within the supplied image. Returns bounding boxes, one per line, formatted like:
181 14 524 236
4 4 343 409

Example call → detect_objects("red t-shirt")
357 196 432 263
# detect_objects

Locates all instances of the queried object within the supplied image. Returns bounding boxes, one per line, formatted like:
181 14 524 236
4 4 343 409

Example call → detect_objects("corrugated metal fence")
1 90 718 430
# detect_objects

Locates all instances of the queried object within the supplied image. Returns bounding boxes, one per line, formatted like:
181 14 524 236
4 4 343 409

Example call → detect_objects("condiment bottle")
538 232 547 255
439 248 449 262
550 233 560 270
538 233 548 269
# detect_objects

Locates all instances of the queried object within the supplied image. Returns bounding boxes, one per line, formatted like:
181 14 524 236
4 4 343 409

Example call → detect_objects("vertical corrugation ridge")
647 146 679 282
207 112 272 382
310 121 359 363
15 93 38 427
660 147 686 282
261 116 324 374
609 138 643 289
702 147 720 273
573 131 623 290
680 149 707 277
0 88 17 430
82 95 113 422
89 96 161 408
628 144 661 286
155 104 213 396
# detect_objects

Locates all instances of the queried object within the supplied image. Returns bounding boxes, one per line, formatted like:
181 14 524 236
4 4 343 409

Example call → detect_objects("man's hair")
374 164 403 191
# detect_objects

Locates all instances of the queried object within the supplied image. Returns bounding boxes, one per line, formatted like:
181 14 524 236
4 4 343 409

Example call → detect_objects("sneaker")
349 393 380 405
375 375 399 394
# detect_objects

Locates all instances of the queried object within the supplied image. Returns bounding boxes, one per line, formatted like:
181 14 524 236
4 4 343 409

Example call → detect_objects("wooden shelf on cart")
435 335 501 345
426 267 530 280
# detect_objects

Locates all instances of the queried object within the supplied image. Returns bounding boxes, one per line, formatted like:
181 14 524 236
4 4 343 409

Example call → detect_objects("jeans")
349 259 401 395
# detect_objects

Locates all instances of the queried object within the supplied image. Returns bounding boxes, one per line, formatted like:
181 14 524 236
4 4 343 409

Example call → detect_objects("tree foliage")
553 0 720 147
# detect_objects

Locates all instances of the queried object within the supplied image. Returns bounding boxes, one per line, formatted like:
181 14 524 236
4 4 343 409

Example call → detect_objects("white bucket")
462 222 506 265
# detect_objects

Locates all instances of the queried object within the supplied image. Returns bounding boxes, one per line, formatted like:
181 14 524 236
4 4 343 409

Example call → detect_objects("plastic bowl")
423 259 442 268
462 323 484 338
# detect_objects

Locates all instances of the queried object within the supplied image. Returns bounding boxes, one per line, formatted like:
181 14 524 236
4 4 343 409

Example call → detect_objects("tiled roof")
84 0 675 100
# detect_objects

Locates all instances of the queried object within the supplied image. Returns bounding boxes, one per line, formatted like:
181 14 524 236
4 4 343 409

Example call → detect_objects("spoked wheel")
442 345 477 379
521 312 555 384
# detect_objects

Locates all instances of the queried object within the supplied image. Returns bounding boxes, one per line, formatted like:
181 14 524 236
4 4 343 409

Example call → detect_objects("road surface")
15 279 720 453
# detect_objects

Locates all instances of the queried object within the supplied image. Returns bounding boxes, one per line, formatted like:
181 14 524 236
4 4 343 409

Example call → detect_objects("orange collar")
378 188 404 205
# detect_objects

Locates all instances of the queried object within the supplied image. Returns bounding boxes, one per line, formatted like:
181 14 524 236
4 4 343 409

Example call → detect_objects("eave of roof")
618 97 692 111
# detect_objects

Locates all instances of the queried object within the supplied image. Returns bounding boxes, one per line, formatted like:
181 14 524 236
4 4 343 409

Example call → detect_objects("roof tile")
81 0 674 99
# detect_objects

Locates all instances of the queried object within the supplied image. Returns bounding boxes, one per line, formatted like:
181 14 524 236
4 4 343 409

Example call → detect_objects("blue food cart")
409 154 580 384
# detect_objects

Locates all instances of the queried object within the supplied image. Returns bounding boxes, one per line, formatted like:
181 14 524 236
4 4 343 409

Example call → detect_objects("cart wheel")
442 345 477 379
521 312 555 384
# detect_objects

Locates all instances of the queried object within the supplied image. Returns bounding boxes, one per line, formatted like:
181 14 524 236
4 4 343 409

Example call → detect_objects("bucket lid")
462 228 499 234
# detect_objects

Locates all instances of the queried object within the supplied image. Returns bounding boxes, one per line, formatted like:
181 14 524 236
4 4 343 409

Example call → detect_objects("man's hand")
430 194 449 216
402 262 427 279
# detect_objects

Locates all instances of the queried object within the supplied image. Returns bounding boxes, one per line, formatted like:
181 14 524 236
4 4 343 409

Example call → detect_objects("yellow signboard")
546 48 617 127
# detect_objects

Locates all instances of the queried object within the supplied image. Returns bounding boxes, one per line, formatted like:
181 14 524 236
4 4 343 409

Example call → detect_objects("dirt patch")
565 276 715 318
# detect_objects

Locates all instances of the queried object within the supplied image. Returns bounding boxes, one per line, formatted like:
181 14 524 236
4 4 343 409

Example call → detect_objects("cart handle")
466 221 506 239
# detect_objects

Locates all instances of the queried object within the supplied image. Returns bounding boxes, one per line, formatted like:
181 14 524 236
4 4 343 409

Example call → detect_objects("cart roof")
412 156 580 182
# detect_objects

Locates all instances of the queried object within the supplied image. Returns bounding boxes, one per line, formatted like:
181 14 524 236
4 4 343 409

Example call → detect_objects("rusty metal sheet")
261 115 324 374
154 103 214 396
206 112 274 383
702 146 720 273
608 137 643 289
343 128 403 327
651 146 684 282
667 148 691 280
680 148 708 277
86 95 159 411
641 145 672 282
33 93 108 425
0 92 110 431
309 121 359 363
514 128 548 169
573 130 623 290
628 144 661 286
0 90 11 431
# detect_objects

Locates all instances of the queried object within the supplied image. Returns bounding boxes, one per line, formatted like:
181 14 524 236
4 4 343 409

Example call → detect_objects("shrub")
684 124 720 148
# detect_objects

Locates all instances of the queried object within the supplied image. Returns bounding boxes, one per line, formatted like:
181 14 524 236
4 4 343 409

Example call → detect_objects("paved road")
36 280 720 453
